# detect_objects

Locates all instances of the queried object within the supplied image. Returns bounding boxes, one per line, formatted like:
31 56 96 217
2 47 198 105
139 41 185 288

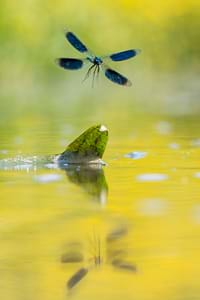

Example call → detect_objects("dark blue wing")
104 67 132 86
65 31 88 53
109 49 141 61
56 58 84 70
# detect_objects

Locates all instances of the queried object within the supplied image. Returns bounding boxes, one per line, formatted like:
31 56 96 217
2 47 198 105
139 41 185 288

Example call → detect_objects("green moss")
58 124 108 163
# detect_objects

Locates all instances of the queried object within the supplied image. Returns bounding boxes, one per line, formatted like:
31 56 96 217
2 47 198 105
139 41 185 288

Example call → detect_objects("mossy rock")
56 124 108 164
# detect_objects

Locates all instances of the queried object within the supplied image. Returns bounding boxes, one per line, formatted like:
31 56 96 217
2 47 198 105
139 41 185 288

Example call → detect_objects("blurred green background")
1 0 200 121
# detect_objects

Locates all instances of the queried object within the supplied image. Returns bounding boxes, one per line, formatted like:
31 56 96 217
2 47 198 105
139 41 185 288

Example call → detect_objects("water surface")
0 115 200 300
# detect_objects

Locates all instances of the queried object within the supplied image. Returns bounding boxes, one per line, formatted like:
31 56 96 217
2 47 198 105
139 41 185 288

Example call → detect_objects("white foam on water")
45 163 59 169
0 150 8 154
191 205 200 224
14 164 33 171
168 143 180 150
125 151 147 160
155 121 172 135
194 172 200 178
136 198 168 216
33 174 63 183
136 173 168 182
191 138 200 147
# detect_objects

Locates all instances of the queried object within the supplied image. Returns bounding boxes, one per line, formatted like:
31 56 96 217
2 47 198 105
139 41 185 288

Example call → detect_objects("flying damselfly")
56 31 141 87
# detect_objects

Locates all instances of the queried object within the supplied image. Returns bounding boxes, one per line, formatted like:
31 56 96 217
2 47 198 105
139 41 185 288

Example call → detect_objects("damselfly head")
93 56 103 65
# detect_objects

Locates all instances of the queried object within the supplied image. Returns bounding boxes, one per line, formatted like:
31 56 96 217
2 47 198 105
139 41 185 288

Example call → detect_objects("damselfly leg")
82 64 96 83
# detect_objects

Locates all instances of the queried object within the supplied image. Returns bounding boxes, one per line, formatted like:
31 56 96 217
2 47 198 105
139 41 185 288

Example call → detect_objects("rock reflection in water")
63 165 108 205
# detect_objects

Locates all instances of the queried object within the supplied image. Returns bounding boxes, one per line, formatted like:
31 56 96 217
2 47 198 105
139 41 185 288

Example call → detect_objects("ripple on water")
13 164 33 171
191 205 200 224
45 163 61 169
124 151 147 160
155 121 172 135
33 174 63 183
136 198 168 216
191 138 200 147
0 150 8 155
168 143 180 150
136 173 168 182
194 172 200 179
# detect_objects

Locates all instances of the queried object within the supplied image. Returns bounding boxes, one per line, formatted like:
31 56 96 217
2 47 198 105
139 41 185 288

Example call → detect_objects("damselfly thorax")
87 56 103 65
83 56 103 86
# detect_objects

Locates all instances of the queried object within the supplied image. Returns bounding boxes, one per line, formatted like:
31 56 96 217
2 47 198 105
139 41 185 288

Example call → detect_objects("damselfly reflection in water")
56 30 141 87
61 226 137 291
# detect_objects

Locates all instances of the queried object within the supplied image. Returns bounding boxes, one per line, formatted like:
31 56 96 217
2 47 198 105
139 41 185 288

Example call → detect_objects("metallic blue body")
87 56 103 65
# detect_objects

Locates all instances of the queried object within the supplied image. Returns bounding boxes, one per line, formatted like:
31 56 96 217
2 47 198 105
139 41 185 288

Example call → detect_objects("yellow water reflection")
1 116 200 300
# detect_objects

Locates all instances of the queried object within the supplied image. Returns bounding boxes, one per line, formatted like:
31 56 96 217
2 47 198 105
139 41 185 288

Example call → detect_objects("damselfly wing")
66 31 88 53
102 63 132 86
56 30 141 86
56 58 84 70
103 49 141 62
